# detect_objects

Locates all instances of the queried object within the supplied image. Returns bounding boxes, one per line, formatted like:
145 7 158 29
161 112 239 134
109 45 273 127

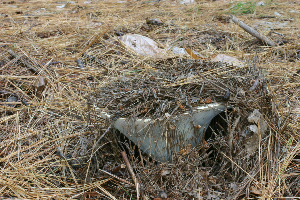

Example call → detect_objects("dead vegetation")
0 0 299 199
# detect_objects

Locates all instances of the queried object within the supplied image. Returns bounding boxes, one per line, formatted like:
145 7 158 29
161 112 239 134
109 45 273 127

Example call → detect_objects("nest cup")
101 103 226 162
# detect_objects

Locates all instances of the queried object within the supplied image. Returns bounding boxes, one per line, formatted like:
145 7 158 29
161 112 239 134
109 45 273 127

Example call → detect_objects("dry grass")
0 0 299 199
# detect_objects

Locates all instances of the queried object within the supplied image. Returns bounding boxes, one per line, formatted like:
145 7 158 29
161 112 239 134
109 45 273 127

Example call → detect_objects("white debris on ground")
211 54 244 67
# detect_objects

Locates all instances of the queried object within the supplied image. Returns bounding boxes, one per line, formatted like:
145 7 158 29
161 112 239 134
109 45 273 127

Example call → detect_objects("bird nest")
86 55 258 120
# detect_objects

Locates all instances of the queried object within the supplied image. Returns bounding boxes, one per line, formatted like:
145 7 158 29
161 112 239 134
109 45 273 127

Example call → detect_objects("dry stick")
99 169 135 187
228 115 241 170
121 151 140 200
231 15 277 47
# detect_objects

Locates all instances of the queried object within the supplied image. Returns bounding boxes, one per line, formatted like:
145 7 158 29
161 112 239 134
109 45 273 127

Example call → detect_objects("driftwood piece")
231 15 277 47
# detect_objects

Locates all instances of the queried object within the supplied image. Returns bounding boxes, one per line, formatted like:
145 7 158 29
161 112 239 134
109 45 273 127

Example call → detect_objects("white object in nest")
101 103 226 162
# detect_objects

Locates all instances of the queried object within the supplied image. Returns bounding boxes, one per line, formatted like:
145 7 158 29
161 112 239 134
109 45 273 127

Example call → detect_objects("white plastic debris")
245 109 270 156
245 134 259 156
248 109 268 135
101 103 226 162
170 47 189 56
211 54 243 67
119 34 167 58
256 1 265 6
274 12 281 17
248 109 261 124
249 125 258 134
178 0 195 5
57 3 67 9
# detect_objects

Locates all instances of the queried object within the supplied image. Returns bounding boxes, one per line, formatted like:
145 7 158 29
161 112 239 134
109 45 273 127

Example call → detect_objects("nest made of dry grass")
0 0 300 199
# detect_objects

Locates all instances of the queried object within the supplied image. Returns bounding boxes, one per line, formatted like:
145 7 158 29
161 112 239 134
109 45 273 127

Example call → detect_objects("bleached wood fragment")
231 15 277 47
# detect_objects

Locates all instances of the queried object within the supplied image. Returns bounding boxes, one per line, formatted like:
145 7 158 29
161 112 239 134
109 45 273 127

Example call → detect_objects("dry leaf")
250 186 262 195
205 98 212 104
34 76 47 88
34 76 47 98
184 47 202 60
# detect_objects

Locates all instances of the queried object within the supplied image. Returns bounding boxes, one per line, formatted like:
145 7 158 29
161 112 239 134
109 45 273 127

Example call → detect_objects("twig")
99 169 135 187
231 15 277 47
25 23 37 32
121 151 140 200
228 115 240 170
